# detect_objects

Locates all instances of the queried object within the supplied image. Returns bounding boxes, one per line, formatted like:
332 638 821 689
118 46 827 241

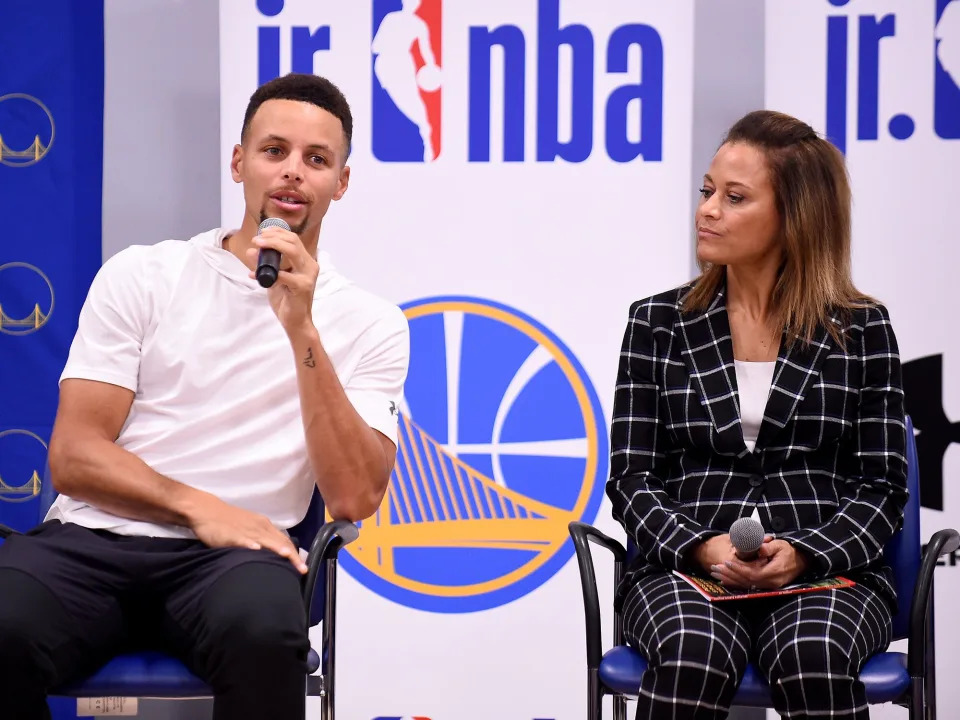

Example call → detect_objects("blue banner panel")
1 5 104 716
0 5 104 529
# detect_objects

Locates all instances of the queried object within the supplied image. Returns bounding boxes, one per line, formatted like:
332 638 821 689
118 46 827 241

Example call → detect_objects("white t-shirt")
46 228 409 538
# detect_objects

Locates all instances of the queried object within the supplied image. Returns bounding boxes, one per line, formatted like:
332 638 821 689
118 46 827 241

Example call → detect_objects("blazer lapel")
676 288 746 455
754 315 838 451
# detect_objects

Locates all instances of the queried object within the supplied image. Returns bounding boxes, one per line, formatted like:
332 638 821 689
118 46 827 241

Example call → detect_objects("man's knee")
0 616 42 672
201 563 308 665
0 570 61 680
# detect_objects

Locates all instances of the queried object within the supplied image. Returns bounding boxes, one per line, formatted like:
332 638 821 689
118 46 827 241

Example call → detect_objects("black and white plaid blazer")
607 281 908 607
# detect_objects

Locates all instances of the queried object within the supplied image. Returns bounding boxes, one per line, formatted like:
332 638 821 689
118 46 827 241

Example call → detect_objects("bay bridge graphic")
0 430 46 503
0 470 41 503
342 297 608 612
0 304 49 331
351 413 577 563
0 94 55 167
0 263 55 335
0 134 50 165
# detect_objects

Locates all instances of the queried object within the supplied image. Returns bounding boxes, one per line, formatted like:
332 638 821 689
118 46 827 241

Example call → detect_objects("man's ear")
230 144 243 183
333 165 350 201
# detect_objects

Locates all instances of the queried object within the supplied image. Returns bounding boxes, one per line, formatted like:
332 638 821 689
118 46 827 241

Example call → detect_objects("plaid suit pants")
622 572 892 719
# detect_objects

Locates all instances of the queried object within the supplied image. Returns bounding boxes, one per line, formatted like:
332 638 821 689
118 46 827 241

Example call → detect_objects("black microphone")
256 217 290 288
729 517 765 561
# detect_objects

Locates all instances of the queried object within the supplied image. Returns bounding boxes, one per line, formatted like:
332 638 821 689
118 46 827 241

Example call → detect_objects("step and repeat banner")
0 1 104 529
766 0 959 716
0 2 105 718
222 1 695 717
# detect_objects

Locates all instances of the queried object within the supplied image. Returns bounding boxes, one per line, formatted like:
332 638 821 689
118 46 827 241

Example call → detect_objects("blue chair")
569 416 960 719
0 473 357 720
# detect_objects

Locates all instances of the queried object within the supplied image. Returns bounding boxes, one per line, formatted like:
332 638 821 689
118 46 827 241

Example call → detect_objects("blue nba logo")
372 0 442 162
936 0 960 138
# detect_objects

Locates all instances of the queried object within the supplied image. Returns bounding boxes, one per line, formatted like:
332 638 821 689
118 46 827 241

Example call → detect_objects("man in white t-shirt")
0 73 408 720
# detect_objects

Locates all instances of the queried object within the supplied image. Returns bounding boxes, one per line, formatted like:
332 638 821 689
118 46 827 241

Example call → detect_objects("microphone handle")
256 248 281 288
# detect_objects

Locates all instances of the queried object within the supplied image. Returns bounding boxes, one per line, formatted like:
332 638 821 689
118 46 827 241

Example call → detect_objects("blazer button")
748 474 765 487
770 517 787 532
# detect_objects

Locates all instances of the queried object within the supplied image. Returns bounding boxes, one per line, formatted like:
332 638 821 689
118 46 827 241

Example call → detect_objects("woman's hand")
710 539 810 590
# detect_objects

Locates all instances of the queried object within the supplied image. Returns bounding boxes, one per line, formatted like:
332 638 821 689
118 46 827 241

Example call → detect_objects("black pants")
622 571 893 719
0 521 309 720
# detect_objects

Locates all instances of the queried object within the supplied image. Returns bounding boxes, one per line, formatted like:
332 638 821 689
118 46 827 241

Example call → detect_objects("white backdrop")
221 1 694 718
766 0 959 717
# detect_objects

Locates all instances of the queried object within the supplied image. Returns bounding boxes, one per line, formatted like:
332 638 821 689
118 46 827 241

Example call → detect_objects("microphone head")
258 217 291 233
729 517 765 554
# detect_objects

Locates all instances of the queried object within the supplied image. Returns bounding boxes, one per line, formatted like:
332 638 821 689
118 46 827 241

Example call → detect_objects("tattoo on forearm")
303 347 316 368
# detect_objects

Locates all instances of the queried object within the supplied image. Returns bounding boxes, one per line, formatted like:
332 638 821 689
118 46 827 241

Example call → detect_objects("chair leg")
321 556 340 720
587 669 601 720
925 598 937 720
612 694 628 720
909 677 924 720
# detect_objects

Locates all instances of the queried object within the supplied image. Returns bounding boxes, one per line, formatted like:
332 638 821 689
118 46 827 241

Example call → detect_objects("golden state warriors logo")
342 297 608 612
0 430 45 503
0 263 55 335
0 94 55 167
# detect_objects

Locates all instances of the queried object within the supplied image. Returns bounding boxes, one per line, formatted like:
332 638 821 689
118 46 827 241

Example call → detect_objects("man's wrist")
171 484 217 529
286 321 319 345
288 324 322 370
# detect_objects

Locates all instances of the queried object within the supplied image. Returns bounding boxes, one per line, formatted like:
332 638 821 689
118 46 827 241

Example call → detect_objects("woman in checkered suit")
607 110 908 719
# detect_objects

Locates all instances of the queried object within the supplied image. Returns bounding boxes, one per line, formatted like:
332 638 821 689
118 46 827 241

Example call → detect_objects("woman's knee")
764 634 857 681
651 622 751 687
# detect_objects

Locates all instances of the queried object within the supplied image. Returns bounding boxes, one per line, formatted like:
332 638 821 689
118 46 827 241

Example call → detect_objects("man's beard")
259 208 308 235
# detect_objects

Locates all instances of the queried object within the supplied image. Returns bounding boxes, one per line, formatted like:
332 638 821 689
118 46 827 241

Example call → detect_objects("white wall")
102 0 221 261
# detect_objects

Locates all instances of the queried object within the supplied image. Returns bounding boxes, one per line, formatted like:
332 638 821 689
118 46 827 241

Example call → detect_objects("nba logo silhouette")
936 0 960 138
371 0 442 162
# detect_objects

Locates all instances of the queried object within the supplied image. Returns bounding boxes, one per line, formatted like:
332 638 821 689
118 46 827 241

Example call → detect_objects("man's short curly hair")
240 73 353 158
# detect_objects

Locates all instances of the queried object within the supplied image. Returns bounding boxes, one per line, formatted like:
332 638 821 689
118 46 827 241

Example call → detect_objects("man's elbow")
47 435 81 496
326 481 388 523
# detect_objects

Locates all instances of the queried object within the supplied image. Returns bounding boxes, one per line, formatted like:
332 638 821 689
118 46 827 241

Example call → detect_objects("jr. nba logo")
372 0 442 162
825 0 960 150
936 0 960 138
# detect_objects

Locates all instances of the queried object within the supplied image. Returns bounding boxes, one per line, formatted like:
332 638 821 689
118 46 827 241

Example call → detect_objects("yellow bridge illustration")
0 135 49 163
0 305 49 330
351 414 576 573
0 470 41 502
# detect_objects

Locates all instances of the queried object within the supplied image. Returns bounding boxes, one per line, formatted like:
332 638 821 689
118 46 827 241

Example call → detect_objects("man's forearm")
289 324 390 521
49 431 214 529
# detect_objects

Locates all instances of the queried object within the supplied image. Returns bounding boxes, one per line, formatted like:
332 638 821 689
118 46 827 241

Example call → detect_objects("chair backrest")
622 415 920 640
41 464 329 627
288 488 328 627
884 415 920 640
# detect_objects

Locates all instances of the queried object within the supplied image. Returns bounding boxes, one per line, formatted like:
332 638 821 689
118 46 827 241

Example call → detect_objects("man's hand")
711 539 810 590
247 226 320 335
187 494 307 574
